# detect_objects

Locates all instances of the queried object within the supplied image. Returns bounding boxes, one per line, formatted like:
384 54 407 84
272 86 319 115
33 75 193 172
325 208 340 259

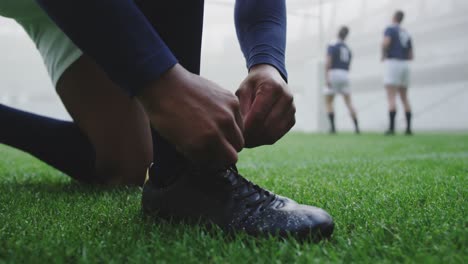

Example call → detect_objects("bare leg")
325 95 335 114
57 55 153 185
325 95 336 133
398 87 411 112
343 94 359 133
386 86 398 112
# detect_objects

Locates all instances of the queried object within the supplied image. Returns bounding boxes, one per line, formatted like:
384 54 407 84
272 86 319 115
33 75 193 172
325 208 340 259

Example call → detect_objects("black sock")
328 112 335 132
389 111 396 131
0 104 95 182
138 0 204 186
150 129 188 186
405 112 412 131
353 117 359 133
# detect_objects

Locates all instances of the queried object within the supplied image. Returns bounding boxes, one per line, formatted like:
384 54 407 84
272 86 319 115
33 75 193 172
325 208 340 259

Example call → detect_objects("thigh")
135 0 205 74
56 55 153 184
386 86 398 100
343 94 353 106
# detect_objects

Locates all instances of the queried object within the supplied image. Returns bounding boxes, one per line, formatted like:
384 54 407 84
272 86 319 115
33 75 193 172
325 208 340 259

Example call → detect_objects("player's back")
328 41 352 71
384 25 412 60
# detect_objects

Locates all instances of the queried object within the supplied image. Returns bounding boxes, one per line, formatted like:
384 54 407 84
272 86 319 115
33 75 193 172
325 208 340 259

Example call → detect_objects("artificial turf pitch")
0 133 466 263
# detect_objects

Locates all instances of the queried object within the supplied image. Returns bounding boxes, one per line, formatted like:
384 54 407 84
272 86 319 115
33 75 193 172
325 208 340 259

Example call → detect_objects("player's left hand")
236 64 296 148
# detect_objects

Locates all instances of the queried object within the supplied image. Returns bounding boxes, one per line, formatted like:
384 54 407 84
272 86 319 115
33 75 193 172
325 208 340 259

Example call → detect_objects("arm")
325 54 332 88
408 38 414 60
235 0 287 80
37 0 245 167
234 0 295 147
382 27 393 61
325 46 333 87
382 36 391 61
36 0 177 96
408 49 414 60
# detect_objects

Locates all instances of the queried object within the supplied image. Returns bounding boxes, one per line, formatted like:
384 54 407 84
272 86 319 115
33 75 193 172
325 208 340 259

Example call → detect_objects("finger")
263 93 295 131
266 105 296 144
244 84 281 132
217 107 244 153
235 86 253 118
225 117 245 153
211 137 239 167
233 102 245 134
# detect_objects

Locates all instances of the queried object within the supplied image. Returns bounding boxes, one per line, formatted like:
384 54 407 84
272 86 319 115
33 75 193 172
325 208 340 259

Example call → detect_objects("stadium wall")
0 0 467 132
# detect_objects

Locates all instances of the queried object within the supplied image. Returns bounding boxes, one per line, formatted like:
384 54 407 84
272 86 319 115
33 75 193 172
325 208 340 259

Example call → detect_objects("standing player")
382 10 414 135
324 26 359 134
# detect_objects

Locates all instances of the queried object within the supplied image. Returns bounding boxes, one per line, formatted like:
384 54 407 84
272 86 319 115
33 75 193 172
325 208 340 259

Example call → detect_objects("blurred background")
1 0 467 132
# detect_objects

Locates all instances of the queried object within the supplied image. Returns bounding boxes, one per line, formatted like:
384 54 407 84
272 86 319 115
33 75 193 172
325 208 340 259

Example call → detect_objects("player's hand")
236 64 295 148
138 64 244 167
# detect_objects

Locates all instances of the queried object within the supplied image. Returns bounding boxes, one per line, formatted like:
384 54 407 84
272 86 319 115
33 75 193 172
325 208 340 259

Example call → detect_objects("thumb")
235 86 253 118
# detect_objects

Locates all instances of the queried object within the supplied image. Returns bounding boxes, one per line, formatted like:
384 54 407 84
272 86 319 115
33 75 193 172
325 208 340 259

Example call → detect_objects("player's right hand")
138 64 244 168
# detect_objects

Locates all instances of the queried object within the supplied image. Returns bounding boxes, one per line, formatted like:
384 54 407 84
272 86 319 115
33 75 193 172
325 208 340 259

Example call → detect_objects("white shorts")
323 69 350 95
384 59 410 87
0 0 83 86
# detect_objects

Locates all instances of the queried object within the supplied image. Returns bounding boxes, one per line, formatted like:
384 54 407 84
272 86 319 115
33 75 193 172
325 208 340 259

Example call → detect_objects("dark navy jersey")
327 41 352 71
36 0 288 95
384 25 412 60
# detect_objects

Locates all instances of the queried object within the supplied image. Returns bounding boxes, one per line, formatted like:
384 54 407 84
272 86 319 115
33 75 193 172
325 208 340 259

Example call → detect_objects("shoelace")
225 167 276 211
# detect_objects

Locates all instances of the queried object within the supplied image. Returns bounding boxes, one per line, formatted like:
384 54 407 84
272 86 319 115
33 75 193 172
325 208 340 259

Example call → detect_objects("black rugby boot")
142 165 334 241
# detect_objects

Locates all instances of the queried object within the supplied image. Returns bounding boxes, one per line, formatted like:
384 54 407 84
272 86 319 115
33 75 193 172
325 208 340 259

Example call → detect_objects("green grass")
1 133 467 263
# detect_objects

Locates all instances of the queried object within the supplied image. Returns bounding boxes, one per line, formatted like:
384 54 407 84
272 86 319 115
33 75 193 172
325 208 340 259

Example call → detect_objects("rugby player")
382 10 414 135
324 26 359 134
0 0 333 241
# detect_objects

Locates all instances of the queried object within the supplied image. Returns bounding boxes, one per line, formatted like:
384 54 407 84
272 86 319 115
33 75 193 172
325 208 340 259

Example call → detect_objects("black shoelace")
225 167 276 211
